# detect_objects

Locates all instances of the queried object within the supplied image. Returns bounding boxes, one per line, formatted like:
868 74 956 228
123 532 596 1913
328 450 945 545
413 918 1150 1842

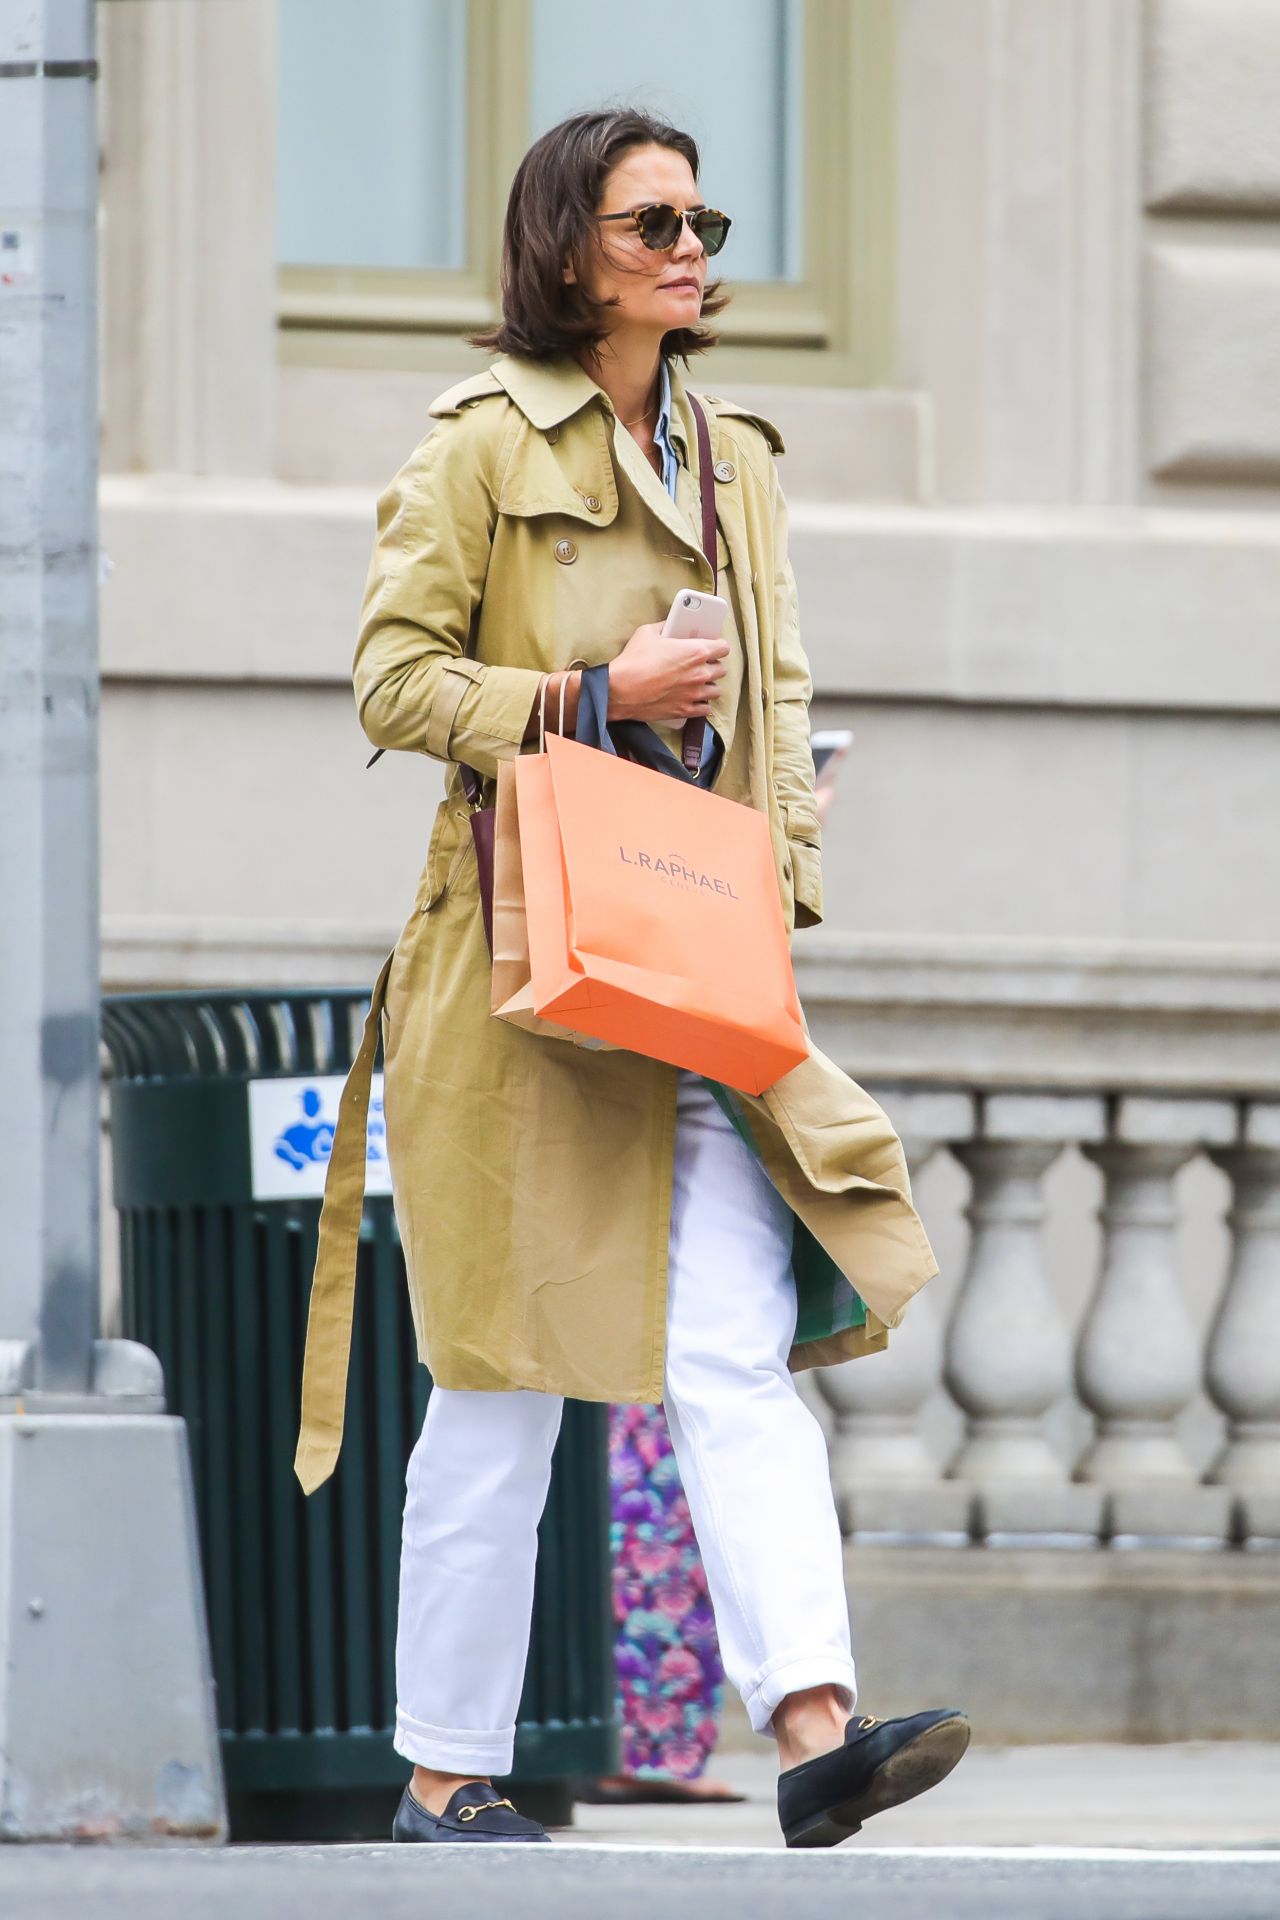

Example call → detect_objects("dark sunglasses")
597 203 732 257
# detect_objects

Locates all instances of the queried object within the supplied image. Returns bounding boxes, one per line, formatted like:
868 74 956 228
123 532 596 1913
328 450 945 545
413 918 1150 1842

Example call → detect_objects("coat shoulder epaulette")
696 392 786 457
428 369 508 419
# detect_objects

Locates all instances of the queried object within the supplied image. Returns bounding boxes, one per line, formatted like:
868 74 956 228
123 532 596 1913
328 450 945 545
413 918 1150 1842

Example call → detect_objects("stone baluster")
944 1095 1103 1485
1205 1102 1280 1504
816 1092 973 1536
1075 1097 1235 1492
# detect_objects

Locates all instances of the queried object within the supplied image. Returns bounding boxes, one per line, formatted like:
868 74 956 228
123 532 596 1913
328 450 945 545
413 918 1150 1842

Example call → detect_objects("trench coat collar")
491 351 696 447
491 352 605 432
492 352 712 573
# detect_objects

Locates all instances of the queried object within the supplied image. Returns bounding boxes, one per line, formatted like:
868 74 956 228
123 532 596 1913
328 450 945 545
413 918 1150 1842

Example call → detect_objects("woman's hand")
608 622 729 728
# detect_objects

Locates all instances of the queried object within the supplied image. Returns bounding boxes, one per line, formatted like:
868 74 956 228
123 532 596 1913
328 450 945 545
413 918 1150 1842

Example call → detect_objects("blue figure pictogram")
367 1092 388 1167
273 1087 335 1171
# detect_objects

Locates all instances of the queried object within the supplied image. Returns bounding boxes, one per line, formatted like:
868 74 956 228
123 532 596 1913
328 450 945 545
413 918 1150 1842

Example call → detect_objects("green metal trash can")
102 987 618 1838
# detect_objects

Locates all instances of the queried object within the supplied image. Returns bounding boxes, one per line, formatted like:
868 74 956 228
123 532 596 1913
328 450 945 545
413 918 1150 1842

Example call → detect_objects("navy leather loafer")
392 1780 550 1844
778 1708 970 1848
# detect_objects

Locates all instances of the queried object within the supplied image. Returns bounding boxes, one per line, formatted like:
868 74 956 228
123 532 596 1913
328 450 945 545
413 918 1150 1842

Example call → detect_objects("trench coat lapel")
608 411 712 579
496 352 712 577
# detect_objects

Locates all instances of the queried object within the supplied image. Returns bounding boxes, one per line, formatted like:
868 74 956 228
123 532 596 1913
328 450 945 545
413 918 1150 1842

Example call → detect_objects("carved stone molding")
99 0 276 477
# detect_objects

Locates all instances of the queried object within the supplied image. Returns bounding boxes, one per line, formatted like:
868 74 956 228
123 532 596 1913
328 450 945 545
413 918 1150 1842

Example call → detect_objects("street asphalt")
3 1843 1280 1920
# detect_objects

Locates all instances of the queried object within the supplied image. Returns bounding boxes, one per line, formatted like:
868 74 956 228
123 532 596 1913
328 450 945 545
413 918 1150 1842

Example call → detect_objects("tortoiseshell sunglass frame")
596 204 732 257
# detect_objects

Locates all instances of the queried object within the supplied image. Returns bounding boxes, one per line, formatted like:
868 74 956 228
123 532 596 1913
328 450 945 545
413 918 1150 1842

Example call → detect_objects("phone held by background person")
810 728 854 828
811 728 854 779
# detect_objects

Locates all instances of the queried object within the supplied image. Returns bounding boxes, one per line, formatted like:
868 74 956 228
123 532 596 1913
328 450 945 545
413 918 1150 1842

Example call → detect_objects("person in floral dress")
578 1402 742 1802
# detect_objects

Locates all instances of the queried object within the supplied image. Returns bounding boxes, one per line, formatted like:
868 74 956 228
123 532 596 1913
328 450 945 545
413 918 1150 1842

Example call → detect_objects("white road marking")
548 1842 1280 1863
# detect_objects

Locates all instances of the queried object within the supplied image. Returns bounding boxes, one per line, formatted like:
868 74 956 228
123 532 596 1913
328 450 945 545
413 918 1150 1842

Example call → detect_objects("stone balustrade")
813 1085 1280 1551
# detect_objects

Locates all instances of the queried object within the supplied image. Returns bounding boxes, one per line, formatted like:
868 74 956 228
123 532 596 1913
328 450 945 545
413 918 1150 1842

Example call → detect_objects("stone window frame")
275 0 899 390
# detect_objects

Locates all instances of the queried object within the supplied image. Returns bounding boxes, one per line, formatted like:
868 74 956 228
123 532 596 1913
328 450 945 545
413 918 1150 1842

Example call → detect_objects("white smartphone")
811 727 855 777
662 588 729 642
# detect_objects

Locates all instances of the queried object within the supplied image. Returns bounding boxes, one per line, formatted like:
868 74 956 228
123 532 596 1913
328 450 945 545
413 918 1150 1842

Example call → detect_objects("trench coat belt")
293 949 395 1495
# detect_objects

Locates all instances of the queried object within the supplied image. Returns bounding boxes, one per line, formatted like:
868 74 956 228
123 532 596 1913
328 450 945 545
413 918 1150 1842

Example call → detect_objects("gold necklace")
620 399 659 428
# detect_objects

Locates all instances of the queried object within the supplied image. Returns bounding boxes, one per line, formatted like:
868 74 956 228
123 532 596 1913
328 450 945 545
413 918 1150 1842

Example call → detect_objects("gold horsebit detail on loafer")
857 1715 880 1730
458 1798 516 1821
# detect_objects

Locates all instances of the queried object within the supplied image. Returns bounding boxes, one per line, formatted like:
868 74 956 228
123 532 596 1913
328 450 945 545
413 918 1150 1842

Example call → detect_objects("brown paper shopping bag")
490 757 616 1051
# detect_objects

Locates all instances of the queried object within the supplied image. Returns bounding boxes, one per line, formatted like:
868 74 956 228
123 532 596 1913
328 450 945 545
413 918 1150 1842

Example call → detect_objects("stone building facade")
95 2 1280 1640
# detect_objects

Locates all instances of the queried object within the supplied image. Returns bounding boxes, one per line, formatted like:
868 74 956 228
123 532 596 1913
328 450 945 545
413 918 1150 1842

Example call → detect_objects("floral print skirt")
608 1401 725 1779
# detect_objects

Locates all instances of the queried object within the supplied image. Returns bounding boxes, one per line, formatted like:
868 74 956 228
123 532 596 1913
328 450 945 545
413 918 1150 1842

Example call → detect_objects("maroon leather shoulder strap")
681 393 718 775
688 393 718 592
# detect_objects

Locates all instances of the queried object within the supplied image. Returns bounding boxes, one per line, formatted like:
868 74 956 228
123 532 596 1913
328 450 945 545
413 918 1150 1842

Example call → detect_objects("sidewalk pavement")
4 1742 1279 1920
556 1742 1280 1850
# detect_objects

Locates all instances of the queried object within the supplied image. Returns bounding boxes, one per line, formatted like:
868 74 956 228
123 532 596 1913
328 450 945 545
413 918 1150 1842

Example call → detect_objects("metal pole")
0 5 225 1838
0 0 98 1393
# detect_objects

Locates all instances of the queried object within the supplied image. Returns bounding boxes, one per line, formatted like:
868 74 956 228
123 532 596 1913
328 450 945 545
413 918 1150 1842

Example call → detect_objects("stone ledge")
99 479 1280 714
101 918 1280 1095
275 364 931 503
787 502 1280 708
797 931 1280 1094
100 914 391 993
844 1544 1280 1741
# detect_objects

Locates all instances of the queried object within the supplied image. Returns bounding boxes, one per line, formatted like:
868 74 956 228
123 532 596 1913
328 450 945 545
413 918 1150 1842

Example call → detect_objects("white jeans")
393 1072 857 1777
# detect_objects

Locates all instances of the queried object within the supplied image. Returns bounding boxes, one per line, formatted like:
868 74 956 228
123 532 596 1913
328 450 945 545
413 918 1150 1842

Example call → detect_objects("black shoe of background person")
777 1708 971 1849
392 1779 551 1843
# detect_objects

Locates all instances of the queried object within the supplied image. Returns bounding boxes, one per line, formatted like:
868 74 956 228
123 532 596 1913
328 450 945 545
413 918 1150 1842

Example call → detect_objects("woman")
295 107 968 1848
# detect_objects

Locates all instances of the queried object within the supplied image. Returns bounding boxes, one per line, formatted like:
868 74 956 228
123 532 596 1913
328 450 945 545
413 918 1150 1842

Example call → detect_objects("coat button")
583 493 602 512
713 459 736 483
546 426 560 445
554 538 577 564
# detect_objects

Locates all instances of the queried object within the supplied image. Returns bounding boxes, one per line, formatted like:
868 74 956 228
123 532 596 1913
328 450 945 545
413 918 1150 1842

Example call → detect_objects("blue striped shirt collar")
653 357 681 501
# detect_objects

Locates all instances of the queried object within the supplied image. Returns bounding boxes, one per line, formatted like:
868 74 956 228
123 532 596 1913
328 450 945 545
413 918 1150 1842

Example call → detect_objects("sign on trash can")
247 1074 392 1201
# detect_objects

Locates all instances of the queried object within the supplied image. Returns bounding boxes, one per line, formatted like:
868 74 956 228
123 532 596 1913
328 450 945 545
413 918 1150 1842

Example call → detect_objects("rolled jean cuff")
741 1650 858 1737
393 1705 516 1777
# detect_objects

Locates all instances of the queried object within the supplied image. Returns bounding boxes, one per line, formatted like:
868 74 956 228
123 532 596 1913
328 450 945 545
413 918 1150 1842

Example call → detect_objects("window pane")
277 0 467 271
529 0 803 283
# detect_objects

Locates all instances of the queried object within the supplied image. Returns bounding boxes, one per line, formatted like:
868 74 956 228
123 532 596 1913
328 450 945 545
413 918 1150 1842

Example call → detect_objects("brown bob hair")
471 107 729 363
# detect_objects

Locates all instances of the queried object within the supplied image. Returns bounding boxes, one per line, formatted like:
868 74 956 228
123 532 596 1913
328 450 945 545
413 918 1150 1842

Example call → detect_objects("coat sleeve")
353 407 542 780
770 481 824 930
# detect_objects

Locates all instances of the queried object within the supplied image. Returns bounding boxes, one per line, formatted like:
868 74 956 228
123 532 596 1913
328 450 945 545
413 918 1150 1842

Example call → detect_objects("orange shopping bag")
500 732 808 1095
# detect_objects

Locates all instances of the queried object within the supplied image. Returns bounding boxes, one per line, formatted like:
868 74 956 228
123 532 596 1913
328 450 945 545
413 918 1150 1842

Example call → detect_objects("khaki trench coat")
294 352 939 1494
